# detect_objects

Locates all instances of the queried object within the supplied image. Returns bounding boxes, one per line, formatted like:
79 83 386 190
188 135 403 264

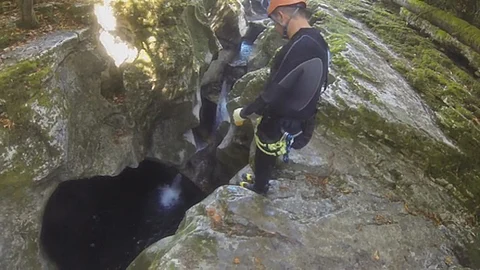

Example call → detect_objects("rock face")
0 0 248 268
128 131 472 269
128 0 480 268
242 0 269 21
203 0 248 48
247 26 286 72
1 0 480 268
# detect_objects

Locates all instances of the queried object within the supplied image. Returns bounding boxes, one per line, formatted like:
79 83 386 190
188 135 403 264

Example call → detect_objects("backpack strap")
320 48 331 95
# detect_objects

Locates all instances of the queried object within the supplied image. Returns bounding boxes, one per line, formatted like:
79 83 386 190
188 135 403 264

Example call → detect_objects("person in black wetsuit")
232 0 330 194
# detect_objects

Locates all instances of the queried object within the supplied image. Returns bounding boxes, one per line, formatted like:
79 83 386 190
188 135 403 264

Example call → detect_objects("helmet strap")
273 7 300 39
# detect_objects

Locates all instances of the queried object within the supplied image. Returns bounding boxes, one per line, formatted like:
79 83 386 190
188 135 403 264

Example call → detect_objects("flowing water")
158 174 182 209
214 80 230 133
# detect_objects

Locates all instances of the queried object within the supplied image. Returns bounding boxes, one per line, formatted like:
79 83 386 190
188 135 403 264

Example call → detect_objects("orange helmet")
267 0 307 16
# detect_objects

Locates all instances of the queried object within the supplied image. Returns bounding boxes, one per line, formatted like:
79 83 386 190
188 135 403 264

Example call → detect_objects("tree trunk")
400 8 480 75
17 0 39 29
391 0 480 55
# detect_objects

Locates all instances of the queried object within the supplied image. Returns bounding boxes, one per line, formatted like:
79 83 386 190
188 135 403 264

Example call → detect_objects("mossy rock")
315 0 480 210
399 7 480 74
203 0 246 48
111 0 245 102
0 0 249 268
0 57 63 187
392 0 480 55
227 67 269 113
0 57 61 268
247 26 286 71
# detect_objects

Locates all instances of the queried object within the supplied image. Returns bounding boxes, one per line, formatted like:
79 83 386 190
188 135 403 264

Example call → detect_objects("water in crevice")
40 160 205 270
230 40 255 68
214 80 230 133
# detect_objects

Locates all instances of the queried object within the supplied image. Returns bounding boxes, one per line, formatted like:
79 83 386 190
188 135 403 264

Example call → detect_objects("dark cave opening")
40 160 205 270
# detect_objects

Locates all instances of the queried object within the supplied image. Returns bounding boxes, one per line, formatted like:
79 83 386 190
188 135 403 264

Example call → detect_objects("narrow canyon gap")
40 160 205 270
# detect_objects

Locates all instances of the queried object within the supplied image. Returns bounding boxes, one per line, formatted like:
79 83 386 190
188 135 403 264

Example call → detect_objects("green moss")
183 4 218 65
434 28 450 41
259 27 287 59
189 235 218 256
0 160 34 184
113 0 194 93
327 33 348 54
0 57 60 189
329 51 381 104
317 101 479 205
228 67 269 112
0 60 51 128
404 0 480 54
320 0 480 210
314 15 381 104
309 10 327 25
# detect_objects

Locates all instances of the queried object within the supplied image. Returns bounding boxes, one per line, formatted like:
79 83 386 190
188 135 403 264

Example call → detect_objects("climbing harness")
253 117 302 163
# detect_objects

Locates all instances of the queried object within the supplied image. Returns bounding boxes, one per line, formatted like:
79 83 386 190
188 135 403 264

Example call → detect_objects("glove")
232 108 246 126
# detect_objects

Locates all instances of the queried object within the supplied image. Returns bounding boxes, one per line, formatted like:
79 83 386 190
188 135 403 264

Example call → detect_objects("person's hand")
232 108 246 126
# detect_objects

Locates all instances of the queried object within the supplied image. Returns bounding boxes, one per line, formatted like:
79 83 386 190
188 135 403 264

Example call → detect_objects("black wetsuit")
241 27 329 192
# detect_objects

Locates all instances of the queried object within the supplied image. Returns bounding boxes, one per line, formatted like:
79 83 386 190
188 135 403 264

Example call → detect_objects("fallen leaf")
254 257 265 270
233 257 240 264
423 211 442 226
212 213 222 224
113 94 126 104
320 177 329 186
372 250 380 261
445 256 453 266
374 214 393 225
473 117 480 125
206 207 215 217
0 117 14 129
206 207 222 227
404 203 417 216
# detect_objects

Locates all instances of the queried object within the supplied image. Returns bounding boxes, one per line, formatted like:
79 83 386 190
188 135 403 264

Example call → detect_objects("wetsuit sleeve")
240 48 303 118
240 57 321 117
239 69 303 117
240 95 266 118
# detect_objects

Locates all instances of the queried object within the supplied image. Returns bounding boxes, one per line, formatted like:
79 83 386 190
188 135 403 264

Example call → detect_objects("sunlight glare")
94 0 138 66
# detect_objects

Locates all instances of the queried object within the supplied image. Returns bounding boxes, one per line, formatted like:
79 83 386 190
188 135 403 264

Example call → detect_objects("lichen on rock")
2 0 480 268
0 0 251 268
0 56 63 186
326 0 480 210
